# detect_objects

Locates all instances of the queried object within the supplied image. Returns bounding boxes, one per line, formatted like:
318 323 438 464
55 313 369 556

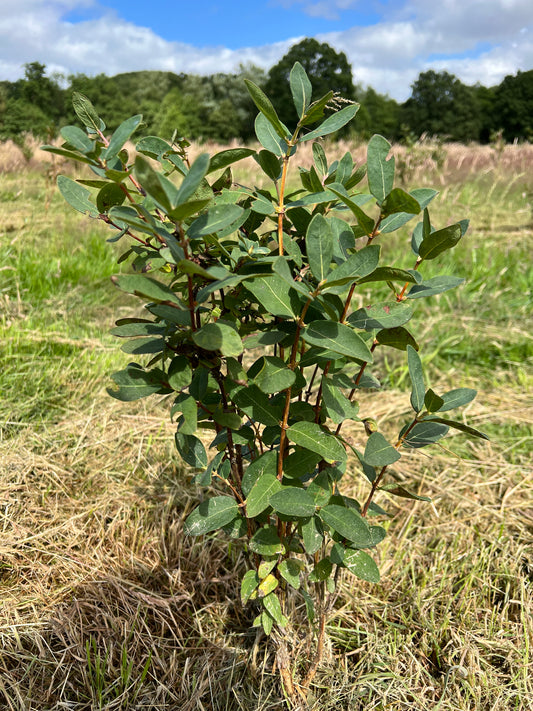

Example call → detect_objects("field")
1 136 532 710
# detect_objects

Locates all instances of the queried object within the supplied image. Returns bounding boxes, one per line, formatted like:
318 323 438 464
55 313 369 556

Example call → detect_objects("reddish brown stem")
397 256 423 302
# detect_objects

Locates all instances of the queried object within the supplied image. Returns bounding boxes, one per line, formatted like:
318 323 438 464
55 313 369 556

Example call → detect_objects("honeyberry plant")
45 63 488 704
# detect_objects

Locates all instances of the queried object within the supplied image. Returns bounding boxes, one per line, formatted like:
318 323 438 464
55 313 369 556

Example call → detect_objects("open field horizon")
1 136 532 709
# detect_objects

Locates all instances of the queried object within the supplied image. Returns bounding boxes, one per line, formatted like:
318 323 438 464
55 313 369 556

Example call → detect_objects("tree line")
1 38 532 145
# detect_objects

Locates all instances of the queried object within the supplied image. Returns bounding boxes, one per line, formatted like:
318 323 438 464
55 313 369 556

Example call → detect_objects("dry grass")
1 381 531 710
1 137 532 709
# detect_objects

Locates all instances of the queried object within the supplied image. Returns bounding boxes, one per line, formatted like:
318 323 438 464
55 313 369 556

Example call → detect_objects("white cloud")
0 0 531 101
0 1 295 81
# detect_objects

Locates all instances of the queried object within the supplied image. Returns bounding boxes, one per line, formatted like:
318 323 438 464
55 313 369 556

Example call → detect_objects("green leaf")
41 145 95 165
232 385 281 426
290 61 312 118
258 560 277 578
327 184 374 235
335 151 353 185
245 275 297 319
72 91 104 133
306 214 334 282
57 175 99 217
319 505 374 547
407 275 465 299
381 187 420 218
135 135 172 160
147 303 189 326
176 260 219 281
411 188 439 209
322 245 381 291
424 417 489 440
103 114 142 160
376 326 418 351
167 355 192 390
419 223 462 260
322 378 359 425
249 526 285 556
300 104 359 142
110 319 166 338
358 267 418 285
278 559 302 589
313 142 328 175
437 388 477 412
245 330 288 349
301 91 334 126
262 592 287 627
242 450 278 497
269 487 316 518
250 356 296 394
300 516 324 554
303 321 373 362
187 204 245 238
307 471 332 507
121 336 164 355
424 388 445 413
287 422 346 464
407 345 425 413
367 134 394 203
255 113 288 157
175 433 207 469
401 421 449 448
380 483 431 502
283 449 321 480
348 302 413 330
107 364 169 401
343 549 380 583
241 569 260 604
175 153 210 206
379 211 418 234
172 394 197 435
309 558 333 582
246 474 282 518
192 322 243 357
206 148 256 174
212 408 242 431
272 257 310 297
134 155 177 211
245 79 289 140
184 496 239 536
112 274 181 305
255 150 282 181
364 432 401 467
60 125 94 153
96 182 126 213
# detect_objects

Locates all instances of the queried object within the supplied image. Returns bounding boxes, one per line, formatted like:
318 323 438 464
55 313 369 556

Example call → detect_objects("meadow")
0 136 532 710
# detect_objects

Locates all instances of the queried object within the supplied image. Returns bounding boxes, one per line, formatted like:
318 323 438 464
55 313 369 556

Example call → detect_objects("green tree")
494 69 533 141
0 62 64 139
402 70 481 142
355 87 400 140
265 38 356 128
0 98 51 140
152 87 203 140
474 84 497 143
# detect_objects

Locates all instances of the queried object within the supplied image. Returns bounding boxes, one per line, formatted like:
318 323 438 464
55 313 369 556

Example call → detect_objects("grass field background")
0 137 532 710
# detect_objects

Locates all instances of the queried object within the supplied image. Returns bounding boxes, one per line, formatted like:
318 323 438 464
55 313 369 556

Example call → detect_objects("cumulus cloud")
0 0 295 81
0 0 531 101
318 0 533 98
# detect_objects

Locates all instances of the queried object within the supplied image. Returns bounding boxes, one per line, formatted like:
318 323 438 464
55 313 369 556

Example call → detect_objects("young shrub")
45 63 487 707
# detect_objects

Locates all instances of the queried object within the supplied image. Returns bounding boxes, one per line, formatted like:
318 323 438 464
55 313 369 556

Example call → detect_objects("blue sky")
0 0 532 101
63 0 384 48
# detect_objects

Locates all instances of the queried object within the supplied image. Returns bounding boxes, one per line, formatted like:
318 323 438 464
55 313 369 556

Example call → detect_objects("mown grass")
0 139 532 710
